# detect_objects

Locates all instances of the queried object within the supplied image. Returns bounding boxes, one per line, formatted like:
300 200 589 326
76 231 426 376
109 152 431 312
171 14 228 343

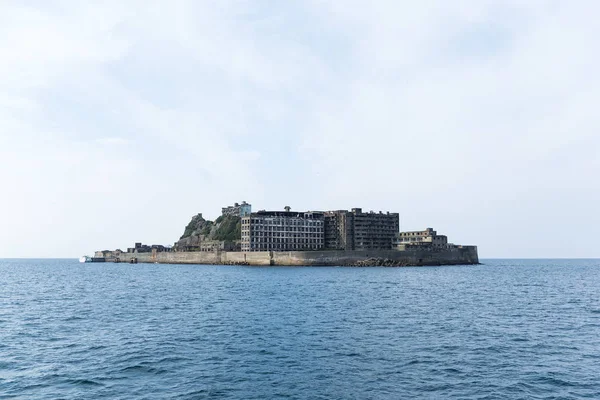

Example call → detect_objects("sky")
1 0 598 258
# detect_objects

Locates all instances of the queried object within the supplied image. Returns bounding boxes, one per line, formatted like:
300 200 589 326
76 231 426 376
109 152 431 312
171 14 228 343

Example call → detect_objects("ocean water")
1 259 599 399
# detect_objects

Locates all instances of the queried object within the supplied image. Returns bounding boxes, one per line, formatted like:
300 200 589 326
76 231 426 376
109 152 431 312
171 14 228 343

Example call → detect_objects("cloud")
0 1 598 257
297 0 600 256
95 137 129 145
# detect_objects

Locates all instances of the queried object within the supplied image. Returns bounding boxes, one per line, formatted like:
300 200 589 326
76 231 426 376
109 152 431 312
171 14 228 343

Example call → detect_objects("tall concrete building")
241 210 324 252
324 208 399 250
324 211 354 250
241 206 399 252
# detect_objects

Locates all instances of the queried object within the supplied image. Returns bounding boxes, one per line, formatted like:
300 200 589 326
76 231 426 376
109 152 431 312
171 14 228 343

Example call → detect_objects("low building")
222 201 252 217
324 208 399 250
199 240 241 252
241 209 324 252
95 250 118 258
127 243 171 253
397 228 448 248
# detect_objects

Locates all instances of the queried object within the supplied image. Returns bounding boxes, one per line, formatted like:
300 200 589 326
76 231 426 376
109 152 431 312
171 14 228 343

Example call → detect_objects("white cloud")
0 1 598 257
298 0 600 257
95 137 129 145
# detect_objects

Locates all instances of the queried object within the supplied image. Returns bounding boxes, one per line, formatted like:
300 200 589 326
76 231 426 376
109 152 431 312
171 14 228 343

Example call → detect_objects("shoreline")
92 247 479 267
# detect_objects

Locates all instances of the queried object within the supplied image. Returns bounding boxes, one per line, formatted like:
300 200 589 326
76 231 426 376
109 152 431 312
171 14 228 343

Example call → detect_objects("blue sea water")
1 259 599 399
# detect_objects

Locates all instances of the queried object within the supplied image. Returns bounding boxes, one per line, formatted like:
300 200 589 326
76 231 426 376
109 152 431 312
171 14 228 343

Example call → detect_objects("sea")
0 259 599 399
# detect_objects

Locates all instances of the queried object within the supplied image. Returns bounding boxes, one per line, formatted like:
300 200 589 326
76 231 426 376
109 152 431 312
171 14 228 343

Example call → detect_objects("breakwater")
98 246 478 266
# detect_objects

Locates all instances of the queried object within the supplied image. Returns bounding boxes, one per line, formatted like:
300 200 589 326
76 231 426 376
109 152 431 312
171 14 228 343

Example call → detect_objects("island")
92 202 479 266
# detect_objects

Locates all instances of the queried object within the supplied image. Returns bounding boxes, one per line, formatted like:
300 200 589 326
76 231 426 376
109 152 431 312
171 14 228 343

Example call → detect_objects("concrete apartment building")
325 208 400 250
397 228 448 248
222 201 252 217
241 209 325 252
241 206 400 252
324 211 354 250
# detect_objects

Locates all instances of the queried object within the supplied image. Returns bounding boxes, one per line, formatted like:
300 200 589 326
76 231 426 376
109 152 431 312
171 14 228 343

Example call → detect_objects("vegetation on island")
213 216 242 241
179 213 241 242
181 213 209 239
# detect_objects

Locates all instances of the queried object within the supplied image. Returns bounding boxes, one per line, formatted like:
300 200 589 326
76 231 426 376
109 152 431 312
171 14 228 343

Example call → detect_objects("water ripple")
0 258 599 399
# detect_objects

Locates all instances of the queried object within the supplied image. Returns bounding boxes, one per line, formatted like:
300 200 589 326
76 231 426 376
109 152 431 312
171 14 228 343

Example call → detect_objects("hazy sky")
1 1 598 258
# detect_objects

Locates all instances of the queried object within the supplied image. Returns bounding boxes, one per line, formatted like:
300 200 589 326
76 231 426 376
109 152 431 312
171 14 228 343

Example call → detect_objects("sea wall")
271 247 478 266
107 246 478 266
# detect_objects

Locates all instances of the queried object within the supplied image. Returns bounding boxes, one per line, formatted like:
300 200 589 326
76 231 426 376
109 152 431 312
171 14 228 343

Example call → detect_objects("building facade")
127 243 170 253
324 211 354 250
222 201 252 217
241 210 324 252
324 208 399 250
199 240 241 252
397 228 448 248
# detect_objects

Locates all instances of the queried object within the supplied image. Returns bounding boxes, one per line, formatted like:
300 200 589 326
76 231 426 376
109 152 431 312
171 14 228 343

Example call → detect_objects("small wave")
44 337 66 342
119 365 167 375
157 356 192 363
64 316 86 321
535 375 577 387
421 383 453 392
442 368 462 374
333 352 361 358
88 345 107 351
0 361 18 370
403 359 434 366
172 389 210 398
65 378 104 387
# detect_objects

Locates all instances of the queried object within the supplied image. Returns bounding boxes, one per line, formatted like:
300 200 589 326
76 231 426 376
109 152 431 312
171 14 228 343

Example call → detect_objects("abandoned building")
199 240 241 252
98 203 463 257
126 243 171 253
241 207 399 252
397 228 448 248
324 208 400 251
222 201 252 217
241 209 325 252
174 236 240 252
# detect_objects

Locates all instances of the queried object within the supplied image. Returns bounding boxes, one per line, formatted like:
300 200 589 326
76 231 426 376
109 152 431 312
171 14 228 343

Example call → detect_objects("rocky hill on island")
174 213 241 250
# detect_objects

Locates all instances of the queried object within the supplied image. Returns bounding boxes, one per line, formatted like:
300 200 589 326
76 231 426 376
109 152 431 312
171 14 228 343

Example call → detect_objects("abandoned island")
91 201 479 266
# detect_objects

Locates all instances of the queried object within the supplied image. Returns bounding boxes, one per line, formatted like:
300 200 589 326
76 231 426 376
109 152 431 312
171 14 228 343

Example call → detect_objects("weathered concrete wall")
106 246 478 266
271 246 478 266
220 251 272 266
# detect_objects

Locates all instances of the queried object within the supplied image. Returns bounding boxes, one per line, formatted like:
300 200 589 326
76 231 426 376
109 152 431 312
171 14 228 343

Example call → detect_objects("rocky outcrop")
174 213 241 250
180 213 212 239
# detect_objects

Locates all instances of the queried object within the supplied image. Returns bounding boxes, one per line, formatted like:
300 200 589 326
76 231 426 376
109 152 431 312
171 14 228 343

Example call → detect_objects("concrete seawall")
104 246 478 266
